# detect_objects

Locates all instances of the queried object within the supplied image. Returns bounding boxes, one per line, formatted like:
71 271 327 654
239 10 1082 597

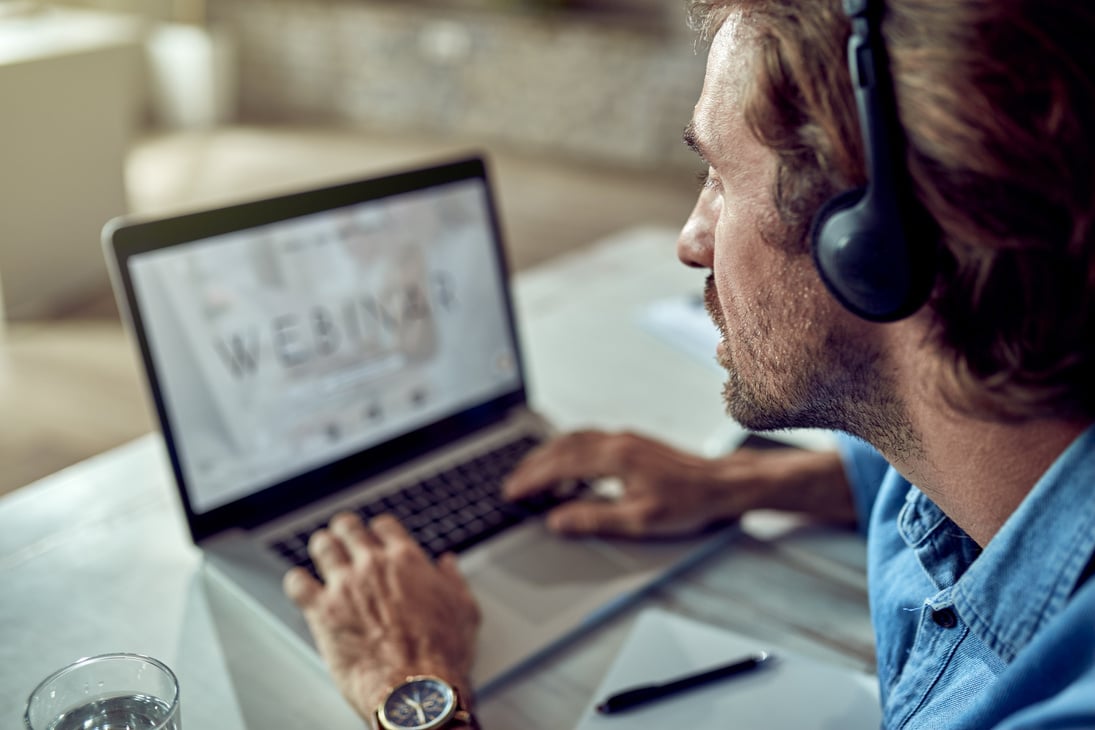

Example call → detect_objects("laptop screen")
123 171 521 516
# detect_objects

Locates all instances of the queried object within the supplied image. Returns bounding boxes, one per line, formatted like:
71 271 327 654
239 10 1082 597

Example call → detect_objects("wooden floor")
0 125 700 498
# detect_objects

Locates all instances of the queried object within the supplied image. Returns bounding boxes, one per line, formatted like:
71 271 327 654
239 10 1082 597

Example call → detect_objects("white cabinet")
0 7 143 319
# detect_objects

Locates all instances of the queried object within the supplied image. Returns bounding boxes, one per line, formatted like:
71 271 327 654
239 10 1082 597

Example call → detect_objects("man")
283 0 1095 727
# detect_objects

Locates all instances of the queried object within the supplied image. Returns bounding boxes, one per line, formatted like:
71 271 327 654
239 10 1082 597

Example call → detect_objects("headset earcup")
810 187 865 253
810 187 868 313
811 0 938 323
810 185 925 322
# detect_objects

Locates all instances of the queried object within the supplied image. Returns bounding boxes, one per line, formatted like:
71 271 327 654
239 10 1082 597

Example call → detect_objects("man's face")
678 13 896 437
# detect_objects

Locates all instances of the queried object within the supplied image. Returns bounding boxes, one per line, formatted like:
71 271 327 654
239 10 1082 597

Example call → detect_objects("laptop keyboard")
271 434 571 574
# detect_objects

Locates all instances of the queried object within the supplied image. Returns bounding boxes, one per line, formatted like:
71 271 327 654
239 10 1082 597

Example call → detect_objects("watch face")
380 677 456 730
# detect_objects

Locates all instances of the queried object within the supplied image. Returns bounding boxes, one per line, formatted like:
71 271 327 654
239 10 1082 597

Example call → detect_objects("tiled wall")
208 0 706 170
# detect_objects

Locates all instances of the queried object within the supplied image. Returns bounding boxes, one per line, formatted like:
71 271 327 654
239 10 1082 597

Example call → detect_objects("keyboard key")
270 433 559 567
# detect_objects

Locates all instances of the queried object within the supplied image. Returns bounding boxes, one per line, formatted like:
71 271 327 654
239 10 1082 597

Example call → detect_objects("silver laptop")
103 156 735 695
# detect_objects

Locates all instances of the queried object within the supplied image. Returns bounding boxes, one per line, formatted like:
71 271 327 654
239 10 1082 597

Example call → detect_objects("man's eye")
696 169 721 192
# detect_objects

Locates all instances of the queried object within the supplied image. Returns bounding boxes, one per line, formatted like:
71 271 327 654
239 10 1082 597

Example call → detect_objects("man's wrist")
359 665 473 712
749 449 854 523
368 672 478 730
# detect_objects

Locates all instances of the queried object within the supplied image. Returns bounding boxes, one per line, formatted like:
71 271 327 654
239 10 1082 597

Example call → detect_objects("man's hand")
503 431 759 537
283 513 480 721
504 430 854 538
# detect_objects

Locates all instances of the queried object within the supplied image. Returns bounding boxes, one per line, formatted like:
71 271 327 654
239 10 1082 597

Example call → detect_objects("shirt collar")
900 424 1095 663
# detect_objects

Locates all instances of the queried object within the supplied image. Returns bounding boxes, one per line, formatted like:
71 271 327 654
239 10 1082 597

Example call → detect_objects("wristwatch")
375 675 479 730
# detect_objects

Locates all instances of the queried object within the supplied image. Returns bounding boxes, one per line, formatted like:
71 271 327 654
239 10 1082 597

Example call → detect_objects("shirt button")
932 607 958 629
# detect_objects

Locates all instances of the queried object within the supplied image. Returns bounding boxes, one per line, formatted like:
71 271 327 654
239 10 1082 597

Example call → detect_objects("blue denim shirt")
839 426 1095 729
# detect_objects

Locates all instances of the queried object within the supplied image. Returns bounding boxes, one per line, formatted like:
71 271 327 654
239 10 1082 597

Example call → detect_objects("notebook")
102 156 737 695
576 608 881 729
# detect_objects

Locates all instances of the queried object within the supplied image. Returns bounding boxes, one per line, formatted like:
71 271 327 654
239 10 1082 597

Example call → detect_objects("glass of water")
24 653 180 730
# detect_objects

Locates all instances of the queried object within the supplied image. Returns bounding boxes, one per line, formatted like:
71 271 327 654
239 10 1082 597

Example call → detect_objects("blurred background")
0 0 706 495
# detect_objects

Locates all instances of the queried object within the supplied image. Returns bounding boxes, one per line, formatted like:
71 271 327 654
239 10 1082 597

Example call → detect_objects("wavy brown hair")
689 0 1095 422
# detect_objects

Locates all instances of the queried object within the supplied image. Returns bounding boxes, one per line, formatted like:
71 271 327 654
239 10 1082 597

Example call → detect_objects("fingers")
330 512 379 543
329 512 381 562
370 513 414 544
308 526 351 575
545 499 656 538
326 512 425 564
437 551 462 580
283 566 322 607
504 430 620 500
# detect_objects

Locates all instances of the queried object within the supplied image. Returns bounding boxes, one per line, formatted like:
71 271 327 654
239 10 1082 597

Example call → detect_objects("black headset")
809 0 937 322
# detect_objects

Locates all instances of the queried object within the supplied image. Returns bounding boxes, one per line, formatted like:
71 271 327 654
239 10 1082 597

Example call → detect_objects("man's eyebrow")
682 122 709 164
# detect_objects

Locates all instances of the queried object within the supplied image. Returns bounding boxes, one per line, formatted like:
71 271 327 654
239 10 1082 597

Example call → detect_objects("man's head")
678 11 913 453
680 0 1095 434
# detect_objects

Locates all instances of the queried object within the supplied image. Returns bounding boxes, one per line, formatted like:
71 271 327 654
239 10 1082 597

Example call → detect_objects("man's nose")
677 187 718 270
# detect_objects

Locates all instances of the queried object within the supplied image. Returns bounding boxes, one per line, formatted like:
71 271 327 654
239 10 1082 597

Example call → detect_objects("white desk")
0 228 873 728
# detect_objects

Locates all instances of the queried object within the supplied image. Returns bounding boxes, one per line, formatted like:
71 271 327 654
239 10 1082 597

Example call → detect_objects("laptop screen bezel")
104 155 530 542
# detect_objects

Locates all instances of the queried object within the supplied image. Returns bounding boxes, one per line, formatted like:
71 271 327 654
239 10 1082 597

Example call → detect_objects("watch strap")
448 708 481 730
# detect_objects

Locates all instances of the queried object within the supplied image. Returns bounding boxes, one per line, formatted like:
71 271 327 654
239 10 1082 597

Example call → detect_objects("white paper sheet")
576 608 881 730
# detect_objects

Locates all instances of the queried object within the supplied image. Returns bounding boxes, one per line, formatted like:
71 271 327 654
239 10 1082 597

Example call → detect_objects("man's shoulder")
990 577 1095 729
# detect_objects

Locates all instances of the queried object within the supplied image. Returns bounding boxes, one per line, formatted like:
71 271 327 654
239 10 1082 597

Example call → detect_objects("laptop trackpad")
467 527 635 623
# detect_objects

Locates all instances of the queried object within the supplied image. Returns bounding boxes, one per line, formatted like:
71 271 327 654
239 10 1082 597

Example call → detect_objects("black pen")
595 651 772 715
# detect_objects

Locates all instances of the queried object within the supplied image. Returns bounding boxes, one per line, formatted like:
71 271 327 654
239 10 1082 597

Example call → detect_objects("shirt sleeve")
835 432 891 536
